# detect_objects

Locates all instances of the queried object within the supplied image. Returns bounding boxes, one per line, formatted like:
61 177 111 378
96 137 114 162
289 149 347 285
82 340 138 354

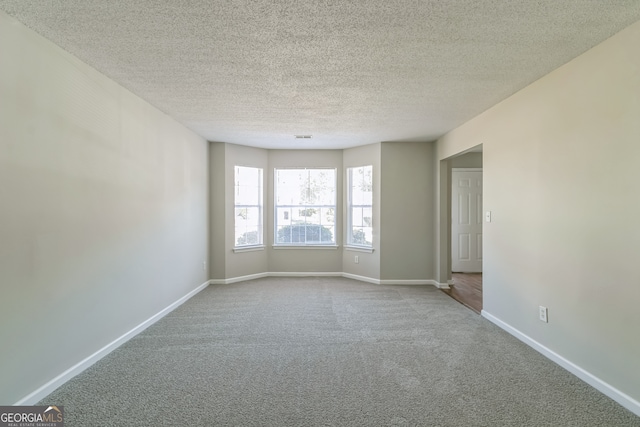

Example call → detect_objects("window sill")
272 245 339 250
344 245 374 253
233 245 265 253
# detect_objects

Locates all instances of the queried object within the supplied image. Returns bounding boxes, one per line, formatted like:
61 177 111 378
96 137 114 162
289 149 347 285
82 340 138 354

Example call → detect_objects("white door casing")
451 169 482 273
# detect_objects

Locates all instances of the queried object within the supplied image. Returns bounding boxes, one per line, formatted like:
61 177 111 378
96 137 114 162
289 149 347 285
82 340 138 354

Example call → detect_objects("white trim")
270 271 343 277
212 272 441 287
341 273 381 284
482 310 640 417
210 272 269 285
272 245 339 250
210 271 344 285
438 282 452 290
379 279 438 286
335 273 442 287
451 167 483 172
14 280 211 406
344 245 375 253
232 245 265 253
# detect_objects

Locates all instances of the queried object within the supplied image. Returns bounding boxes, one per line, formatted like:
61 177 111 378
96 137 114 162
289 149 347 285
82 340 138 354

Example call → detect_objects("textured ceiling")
2 1 640 149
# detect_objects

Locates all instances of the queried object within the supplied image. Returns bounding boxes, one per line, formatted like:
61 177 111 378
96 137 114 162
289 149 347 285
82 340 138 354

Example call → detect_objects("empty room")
1 2 639 426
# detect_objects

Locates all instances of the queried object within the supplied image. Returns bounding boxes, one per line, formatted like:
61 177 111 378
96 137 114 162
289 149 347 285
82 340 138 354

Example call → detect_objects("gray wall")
380 141 436 281
0 13 209 405
437 20 640 407
209 142 227 280
449 152 482 168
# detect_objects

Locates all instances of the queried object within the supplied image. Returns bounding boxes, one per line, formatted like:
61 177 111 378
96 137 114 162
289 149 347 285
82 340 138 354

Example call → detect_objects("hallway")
441 273 482 313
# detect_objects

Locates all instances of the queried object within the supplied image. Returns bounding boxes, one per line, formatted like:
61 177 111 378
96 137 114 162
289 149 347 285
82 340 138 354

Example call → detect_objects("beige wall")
449 151 482 169
343 143 381 280
437 20 640 407
380 141 436 281
0 12 209 405
209 142 226 280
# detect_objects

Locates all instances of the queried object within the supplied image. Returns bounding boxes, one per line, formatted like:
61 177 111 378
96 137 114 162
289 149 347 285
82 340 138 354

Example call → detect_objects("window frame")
346 165 373 249
274 167 338 247
233 165 264 250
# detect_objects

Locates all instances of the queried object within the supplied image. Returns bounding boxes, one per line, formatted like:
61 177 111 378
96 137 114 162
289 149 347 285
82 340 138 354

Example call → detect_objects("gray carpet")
40 277 640 426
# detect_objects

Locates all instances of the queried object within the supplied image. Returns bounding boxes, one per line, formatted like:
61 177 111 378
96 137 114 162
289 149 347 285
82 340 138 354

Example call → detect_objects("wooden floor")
441 273 482 314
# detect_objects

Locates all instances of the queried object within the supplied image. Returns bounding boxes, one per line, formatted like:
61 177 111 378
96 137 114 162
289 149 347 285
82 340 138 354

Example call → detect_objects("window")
347 165 373 247
234 166 263 247
275 168 336 245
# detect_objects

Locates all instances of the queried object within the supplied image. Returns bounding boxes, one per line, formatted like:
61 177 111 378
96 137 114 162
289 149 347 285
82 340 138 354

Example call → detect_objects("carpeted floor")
39 277 640 426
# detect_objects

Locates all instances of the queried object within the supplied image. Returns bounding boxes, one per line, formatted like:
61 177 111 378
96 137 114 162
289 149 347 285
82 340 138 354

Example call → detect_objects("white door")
451 170 482 272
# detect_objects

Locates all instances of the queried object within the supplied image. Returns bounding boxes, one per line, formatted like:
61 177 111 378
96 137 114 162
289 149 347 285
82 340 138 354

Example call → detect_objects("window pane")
320 207 335 226
276 225 291 244
362 188 372 206
236 226 259 245
236 184 260 205
276 207 292 227
276 169 304 205
300 207 320 225
351 207 363 227
308 169 336 205
290 206 304 223
351 227 367 245
277 224 312 243
362 207 373 227
350 227 372 246
321 225 335 243
245 207 260 225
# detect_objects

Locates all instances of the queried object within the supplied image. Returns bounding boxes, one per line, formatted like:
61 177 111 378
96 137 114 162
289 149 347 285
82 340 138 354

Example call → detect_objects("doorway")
442 151 483 313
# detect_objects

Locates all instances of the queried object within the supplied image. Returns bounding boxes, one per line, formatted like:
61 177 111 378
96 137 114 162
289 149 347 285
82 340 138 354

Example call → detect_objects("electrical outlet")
354 255 359 264
203 261 207 271
539 306 548 323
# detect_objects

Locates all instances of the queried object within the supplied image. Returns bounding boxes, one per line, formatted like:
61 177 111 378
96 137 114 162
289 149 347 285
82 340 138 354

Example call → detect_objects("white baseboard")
15 280 210 406
341 272 381 284
212 272 441 288
210 272 344 285
212 272 353 285
481 310 640 417
303 272 441 287
210 272 268 285
379 279 437 286
270 271 343 278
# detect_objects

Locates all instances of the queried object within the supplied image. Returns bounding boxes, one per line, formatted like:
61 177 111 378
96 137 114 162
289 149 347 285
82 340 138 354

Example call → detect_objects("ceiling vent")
294 135 312 139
